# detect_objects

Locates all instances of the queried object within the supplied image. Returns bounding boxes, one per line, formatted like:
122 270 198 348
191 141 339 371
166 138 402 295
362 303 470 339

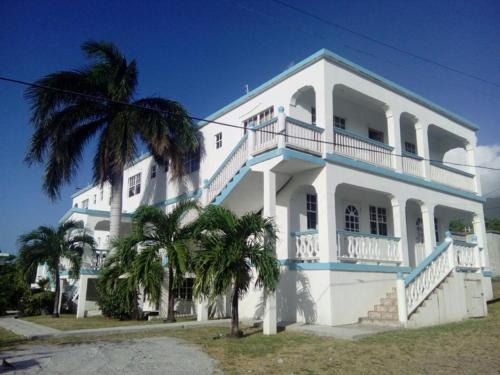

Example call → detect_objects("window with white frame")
306 194 317 230
82 199 89 209
368 128 384 143
151 164 157 179
184 148 200 173
405 141 417 154
311 107 316 124
334 116 346 130
434 217 439 243
243 106 274 133
369 206 388 236
215 132 223 149
173 278 194 300
344 205 359 232
128 173 141 197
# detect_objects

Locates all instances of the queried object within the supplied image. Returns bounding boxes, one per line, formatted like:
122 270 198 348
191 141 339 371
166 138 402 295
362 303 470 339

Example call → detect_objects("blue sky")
1 0 499 253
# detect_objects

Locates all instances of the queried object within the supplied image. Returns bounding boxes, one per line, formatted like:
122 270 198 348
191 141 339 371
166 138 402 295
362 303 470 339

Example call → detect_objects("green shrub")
96 278 136 320
20 291 55 316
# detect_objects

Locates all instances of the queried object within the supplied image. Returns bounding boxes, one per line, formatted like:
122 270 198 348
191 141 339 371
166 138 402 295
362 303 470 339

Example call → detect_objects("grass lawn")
21 314 160 331
0 327 25 349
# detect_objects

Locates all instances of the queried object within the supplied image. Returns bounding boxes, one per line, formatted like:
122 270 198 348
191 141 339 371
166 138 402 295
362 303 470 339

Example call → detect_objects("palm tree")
133 201 199 322
193 205 280 337
18 221 95 317
25 40 200 240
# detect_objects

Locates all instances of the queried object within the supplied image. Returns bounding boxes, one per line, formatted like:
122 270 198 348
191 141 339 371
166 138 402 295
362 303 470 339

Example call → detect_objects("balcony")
337 230 402 264
292 230 320 262
429 162 475 193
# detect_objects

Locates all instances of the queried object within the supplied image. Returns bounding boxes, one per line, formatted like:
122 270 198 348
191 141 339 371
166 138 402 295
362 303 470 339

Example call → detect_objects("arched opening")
428 124 468 163
289 86 316 124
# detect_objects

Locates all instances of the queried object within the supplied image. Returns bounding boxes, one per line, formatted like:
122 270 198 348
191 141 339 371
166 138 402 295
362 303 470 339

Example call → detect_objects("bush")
0 262 29 315
96 278 136 320
20 291 55 316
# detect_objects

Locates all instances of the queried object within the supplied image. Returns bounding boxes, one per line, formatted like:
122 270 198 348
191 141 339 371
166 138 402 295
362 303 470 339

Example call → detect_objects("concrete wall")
487 231 500 276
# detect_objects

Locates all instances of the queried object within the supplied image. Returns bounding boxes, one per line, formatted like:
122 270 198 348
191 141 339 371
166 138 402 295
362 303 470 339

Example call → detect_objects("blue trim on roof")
325 153 485 203
196 48 478 131
71 184 95 198
279 259 411 273
59 208 134 223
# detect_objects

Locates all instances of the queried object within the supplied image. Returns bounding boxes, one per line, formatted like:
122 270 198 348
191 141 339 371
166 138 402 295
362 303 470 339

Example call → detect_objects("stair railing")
204 133 249 204
396 231 456 322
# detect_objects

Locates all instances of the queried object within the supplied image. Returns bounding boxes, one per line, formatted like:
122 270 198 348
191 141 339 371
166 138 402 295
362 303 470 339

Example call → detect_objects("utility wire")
1 74 500 172
268 0 500 90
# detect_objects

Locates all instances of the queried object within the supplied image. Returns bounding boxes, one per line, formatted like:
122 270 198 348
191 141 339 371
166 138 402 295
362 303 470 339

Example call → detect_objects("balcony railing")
333 128 393 169
253 118 279 154
337 230 402 264
454 240 480 270
430 162 475 192
292 229 319 262
402 152 424 178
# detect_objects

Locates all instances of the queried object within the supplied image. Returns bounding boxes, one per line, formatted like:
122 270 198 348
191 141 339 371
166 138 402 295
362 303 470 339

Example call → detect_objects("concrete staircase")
359 288 401 326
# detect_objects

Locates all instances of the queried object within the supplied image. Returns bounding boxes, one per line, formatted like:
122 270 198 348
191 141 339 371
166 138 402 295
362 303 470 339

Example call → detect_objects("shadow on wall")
254 269 317 324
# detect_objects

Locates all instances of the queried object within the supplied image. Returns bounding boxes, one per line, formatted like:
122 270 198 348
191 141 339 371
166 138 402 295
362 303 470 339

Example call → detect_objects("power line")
269 0 500 90
2 74 500 172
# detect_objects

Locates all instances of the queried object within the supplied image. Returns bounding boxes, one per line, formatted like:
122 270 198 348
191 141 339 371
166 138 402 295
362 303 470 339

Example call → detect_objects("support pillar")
415 123 430 179
58 278 64 315
197 297 209 322
263 169 277 335
277 106 286 149
421 204 436 256
466 143 482 195
315 168 337 262
472 212 489 269
386 108 402 172
392 197 409 266
76 275 88 318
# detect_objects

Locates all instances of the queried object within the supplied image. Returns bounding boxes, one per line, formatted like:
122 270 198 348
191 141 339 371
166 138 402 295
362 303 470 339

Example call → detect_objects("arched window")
416 218 424 243
345 205 360 232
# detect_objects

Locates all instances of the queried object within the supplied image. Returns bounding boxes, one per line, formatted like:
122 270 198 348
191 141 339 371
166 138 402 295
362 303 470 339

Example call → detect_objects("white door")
465 280 485 318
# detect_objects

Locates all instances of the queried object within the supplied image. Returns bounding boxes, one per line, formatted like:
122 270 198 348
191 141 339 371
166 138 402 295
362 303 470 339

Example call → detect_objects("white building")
57 49 494 329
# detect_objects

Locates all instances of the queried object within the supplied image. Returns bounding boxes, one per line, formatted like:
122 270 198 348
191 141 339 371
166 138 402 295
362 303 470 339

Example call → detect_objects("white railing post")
396 274 408 324
248 123 256 157
277 106 286 149
445 231 455 269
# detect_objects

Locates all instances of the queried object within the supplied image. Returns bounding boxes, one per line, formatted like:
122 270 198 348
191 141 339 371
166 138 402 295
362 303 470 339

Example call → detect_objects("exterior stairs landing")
359 288 401 327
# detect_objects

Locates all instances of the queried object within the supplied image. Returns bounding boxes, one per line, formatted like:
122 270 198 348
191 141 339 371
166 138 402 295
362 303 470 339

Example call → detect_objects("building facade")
57 49 493 329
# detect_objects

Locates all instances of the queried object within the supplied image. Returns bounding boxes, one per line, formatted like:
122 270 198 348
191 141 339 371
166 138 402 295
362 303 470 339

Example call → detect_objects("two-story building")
57 49 494 330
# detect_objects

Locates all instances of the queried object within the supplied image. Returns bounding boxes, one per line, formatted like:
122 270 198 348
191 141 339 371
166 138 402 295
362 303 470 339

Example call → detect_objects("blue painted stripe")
404 240 451 286
291 229 318 236
154 189 202 207
279 259 411 273
482 270 493 277
204 134 248 187
282 148 325 166
286 117 325 133
334 128 394 151
212 165 250 205
402 151 423 161
253 117 278 130
337 229 400 241
71 184 95 198
195 49 478 131
325 153 485 203
59 208 134 223
453 240 476 247
430 161 475 178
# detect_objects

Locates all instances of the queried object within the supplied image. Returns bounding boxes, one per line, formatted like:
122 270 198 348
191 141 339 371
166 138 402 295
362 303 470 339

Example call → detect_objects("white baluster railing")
336 230 402 263
292 230 319 262
285 117 323 155
402 152 424 177
333 128 393 169
429 162 475 192
253 118 278 154
205 134 249 203
454 240 480 270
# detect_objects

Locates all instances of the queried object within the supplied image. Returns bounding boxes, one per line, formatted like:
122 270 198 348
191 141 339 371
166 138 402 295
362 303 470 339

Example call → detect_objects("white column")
392 197 408 266
58 278 64 315
277 106 286 149
421 204 436 255
472 212 489 269
248 123 256 158
76 275 88 318
315 168 337 262
415 123 430 179
197 297 209 322
386 108 402 172
316 62 334 156
466 143 481 195
263 169 277 335
396 276 407 324
159 272 169 318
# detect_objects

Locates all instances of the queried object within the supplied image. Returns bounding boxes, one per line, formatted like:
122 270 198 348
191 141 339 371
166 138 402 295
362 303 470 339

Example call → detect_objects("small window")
151 164 157 179
82 199 89 209
306 194 317 230
74 203 78 208
345 205 359 232
93 194 96 204
184 149 200 174
128 173 141 197
173 278 194 300
369 206 388 236
215 132 223 149
100 188 104 201
311 107 316 124
368 128 384 143
405 142 417 154
334 116 346 129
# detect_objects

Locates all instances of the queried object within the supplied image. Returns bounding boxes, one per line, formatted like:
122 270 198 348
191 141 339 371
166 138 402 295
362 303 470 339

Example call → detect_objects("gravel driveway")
0 337 217 374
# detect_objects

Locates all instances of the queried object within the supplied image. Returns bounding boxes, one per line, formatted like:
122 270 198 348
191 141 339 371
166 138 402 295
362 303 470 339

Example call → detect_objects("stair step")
359 317 402 327
374 304 397 313
380 297 397 306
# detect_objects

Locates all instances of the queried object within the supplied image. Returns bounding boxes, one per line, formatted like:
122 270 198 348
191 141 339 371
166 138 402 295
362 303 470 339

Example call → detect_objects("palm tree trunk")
230 287 240 337
109 171 124 243
52 270 60 318
166 264 176 322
